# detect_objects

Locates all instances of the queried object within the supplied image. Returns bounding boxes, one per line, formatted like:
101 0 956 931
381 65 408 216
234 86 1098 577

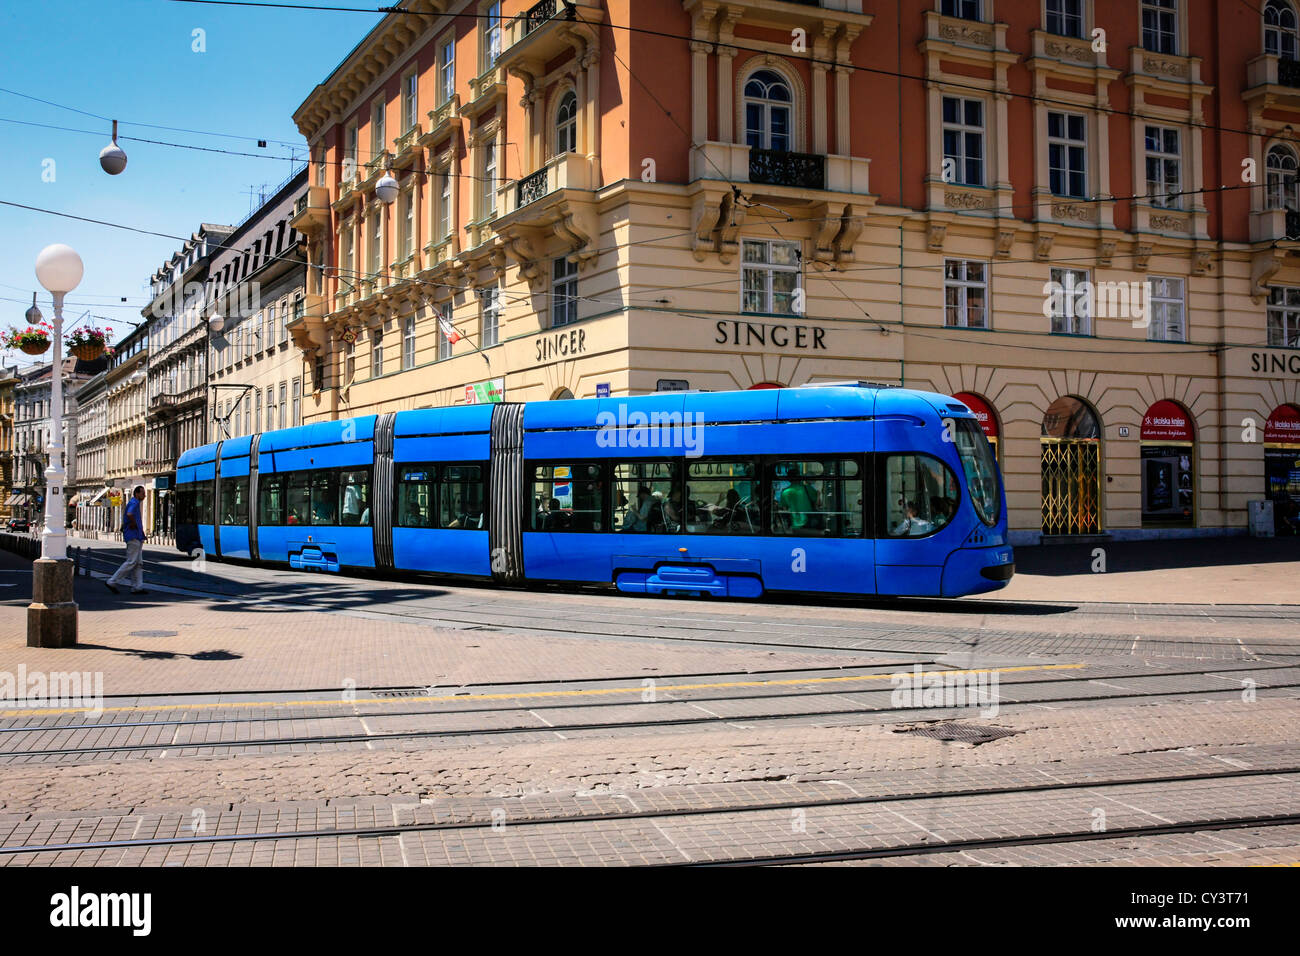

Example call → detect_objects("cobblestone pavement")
0 539 1297 866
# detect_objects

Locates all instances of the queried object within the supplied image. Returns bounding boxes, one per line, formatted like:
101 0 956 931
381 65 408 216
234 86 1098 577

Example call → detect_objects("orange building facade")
287 0 1300 541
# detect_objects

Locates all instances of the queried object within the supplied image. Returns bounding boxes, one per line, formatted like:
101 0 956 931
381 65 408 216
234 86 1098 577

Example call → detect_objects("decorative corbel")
832 207 864 265
928 222 948 252
1133 242 1154 271
1097 239 1116 267
1034 233 1055 261
996 229 1016 258
1251 248 1285 303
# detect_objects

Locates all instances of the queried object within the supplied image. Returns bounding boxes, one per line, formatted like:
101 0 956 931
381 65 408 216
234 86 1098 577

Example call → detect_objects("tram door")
1040 397 1101 535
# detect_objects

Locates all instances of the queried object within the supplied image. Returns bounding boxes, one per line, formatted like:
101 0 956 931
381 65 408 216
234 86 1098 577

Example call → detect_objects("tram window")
686 460 759 535
441 464 486 530
770 459 862 537
310 471 339 524
260 474 285 525
532 464 604 532
884 454 959 538
396 465 435 527
190 484 213 525
613 462 677 533
285 472 311 526
220 476 250 525
340 469 371 526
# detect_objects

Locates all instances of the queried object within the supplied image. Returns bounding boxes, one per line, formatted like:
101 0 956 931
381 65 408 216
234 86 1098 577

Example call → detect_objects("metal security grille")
248 433 260 562
489 402 526 583
373 413 396 571
1041 438 1101 535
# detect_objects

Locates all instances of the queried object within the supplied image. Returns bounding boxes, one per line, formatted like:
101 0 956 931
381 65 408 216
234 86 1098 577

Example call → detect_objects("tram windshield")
955 418 1000 526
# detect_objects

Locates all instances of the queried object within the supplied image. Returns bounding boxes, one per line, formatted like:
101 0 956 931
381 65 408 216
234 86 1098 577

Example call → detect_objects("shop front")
1264 404 1300 535
1140 400 1195 528
953 392 1000 461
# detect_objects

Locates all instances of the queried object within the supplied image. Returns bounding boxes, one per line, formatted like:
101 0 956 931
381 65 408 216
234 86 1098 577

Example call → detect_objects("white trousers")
107 540 145 590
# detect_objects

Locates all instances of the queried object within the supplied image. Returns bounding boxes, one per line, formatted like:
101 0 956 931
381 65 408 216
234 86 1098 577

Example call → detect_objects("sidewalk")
986 536 1300 605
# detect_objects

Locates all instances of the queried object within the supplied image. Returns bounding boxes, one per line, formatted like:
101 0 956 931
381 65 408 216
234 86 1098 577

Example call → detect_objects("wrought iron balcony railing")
749 147 826 190
516 167 549 207
1280 56 1300 88
519 0 559 38
1287 208 1300 240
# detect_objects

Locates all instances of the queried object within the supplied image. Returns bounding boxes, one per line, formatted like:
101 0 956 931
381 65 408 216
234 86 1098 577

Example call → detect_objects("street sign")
596 383 611 398
656 379 689 392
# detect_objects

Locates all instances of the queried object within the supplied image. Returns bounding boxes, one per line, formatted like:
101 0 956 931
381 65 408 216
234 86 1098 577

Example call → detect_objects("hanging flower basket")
66 324 112 362
70 341 105 361
3 326 52 355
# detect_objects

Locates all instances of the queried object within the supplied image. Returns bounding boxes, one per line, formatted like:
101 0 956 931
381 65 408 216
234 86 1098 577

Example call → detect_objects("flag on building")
436 307 461 344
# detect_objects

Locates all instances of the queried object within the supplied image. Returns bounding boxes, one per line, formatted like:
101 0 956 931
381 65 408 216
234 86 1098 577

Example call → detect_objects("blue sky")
0 0 382 367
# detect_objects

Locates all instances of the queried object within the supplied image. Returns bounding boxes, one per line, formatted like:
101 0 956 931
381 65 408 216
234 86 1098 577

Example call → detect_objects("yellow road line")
0 663 1085 717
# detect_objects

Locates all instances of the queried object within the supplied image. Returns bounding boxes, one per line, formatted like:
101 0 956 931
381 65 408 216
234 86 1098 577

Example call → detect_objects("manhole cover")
894 722 1018 745
129 630 177 638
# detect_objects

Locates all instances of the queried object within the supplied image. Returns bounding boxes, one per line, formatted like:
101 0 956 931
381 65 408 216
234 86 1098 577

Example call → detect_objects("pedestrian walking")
105 485 149 595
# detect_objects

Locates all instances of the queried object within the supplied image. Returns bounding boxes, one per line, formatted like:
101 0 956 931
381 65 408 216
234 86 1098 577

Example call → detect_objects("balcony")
463 64 508 120
421 95 461 149
494 151 600 284
1245 54 1300 112
497 0 602 77
289 185 331 233
1250 207 1300 243
286 293 328 353
691 142 870 195
682 0 868 32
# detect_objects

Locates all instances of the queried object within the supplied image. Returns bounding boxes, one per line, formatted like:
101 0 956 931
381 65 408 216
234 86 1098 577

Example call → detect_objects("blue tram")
174 384 1013 598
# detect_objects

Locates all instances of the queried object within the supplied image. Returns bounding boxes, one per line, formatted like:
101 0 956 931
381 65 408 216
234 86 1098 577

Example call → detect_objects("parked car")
7 517 31 533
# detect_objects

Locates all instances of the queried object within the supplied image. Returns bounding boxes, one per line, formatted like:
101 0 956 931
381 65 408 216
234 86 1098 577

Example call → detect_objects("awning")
88 487 110 505
66 494 81 507
2 494 16 507
10 495 29 507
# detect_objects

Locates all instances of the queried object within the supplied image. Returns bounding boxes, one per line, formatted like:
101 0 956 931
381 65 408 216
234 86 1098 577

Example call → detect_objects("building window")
741 238 801 316
266 389 275 431
1145 126 1181 208
942 96 985 187
1046 0 1084 38
372 329 384 377
401 187 415 260
403 314 416 370
402 70 418 133
942 0 982 21
1049 267 1092 335
1141 0 1178 54
744 70 793 152
1048 111 1087 198
267 304 278 349
553 258 579 327
481 285 500 348
1267 143 1299 210
314 143 325 186
1266 0 1300 59
484 2 502 68
368 210 383 279
371 100 386 159
1268 285 1300 347
437 169 452 239
279 383 287 429
944 260 989 329
481 141 497 218
439 39 455 105
1147 276 1186 342
292 379 301 425
345 123 358 180
556 90 578 155
342 224 355 290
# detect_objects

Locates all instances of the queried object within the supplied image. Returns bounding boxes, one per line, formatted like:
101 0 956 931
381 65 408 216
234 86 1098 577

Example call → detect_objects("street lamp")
29 242 83 648
375 171 400 205
99 120 128 176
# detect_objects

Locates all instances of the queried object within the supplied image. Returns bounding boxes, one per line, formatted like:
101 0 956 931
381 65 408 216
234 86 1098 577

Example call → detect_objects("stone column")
28 557 76 647
691 40 711 145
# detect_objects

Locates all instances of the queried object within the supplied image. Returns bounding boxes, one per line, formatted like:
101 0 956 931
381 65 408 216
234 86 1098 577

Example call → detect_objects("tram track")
2 672 1296 761
2 766 1295 862
0 660 1291 735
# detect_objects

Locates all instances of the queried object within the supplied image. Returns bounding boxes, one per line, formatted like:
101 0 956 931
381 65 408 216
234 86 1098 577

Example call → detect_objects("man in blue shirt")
105 486 149 595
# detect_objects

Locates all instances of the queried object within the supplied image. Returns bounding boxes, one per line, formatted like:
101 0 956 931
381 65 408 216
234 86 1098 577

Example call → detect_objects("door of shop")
1040 396 1102 535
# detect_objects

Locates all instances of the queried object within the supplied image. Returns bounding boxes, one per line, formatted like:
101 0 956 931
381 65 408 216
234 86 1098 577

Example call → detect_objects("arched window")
744 69 792 152
1266 143 1299 210
555 90 578 155
1265 0 1300 59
